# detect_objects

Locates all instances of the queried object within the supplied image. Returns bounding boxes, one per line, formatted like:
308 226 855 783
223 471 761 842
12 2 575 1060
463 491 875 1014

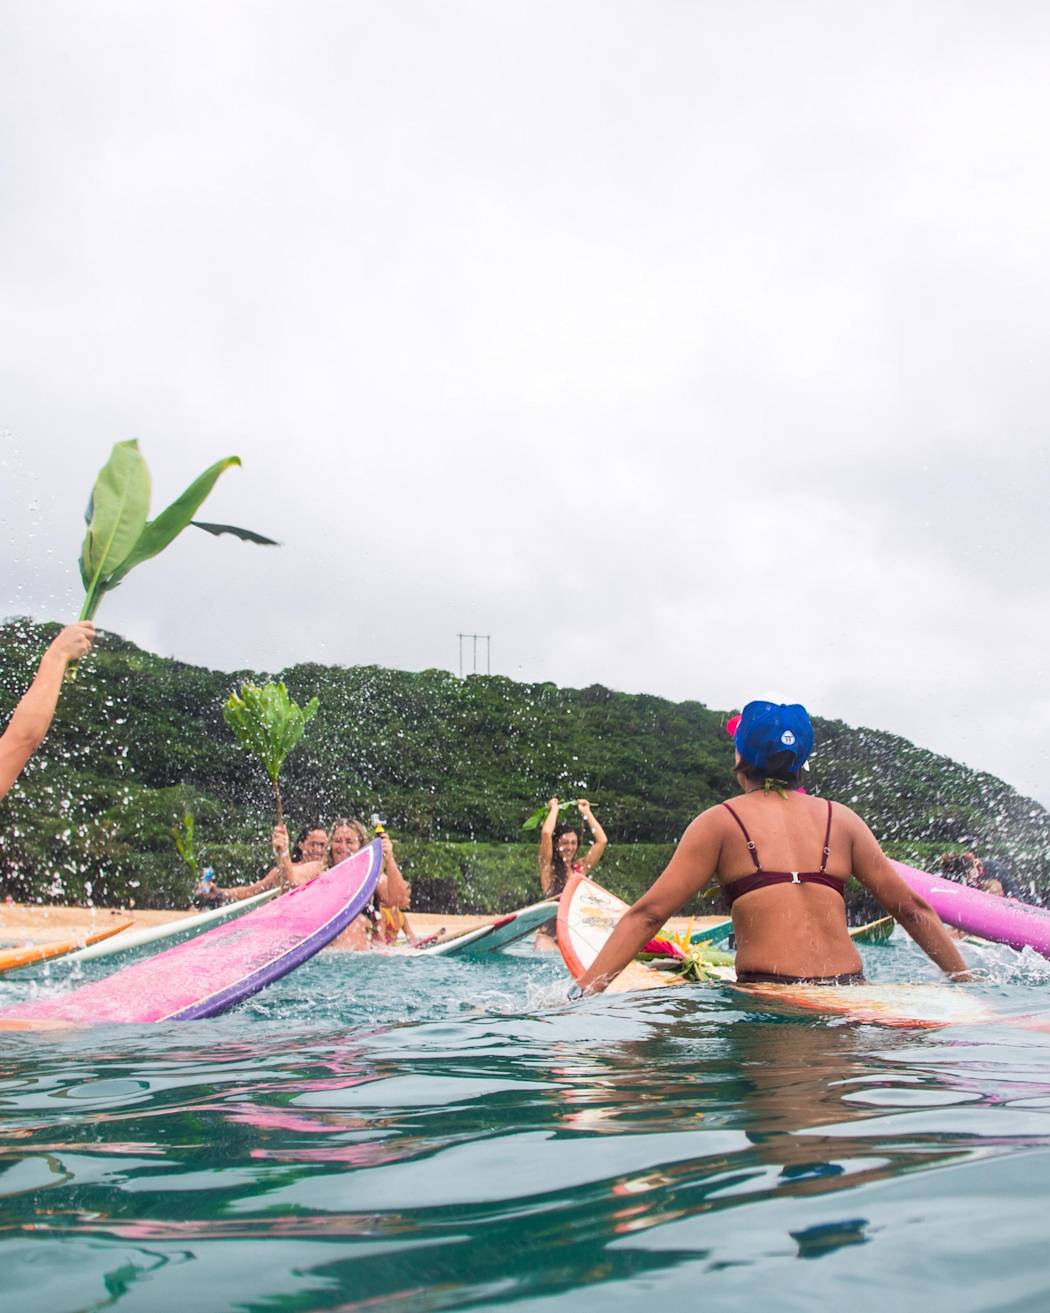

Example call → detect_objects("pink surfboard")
892 861 1050 959
1 841 382 1027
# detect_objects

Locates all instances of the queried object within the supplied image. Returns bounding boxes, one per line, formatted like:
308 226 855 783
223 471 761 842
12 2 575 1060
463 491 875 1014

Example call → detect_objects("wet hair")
328 817 369 859
980 857 1011 894
550 823 582 896
735 750 803 791
292 824 327 862
939 851 983 883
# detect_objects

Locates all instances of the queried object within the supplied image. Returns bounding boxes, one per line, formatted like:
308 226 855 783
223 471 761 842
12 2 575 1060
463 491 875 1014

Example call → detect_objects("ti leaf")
223 682 319 827
172 813 199 880
522 800 575 830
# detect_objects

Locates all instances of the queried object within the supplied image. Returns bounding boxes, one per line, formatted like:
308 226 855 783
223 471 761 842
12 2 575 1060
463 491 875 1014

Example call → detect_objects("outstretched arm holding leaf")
577 799 608 874
0 623 95 801
213 824 306 902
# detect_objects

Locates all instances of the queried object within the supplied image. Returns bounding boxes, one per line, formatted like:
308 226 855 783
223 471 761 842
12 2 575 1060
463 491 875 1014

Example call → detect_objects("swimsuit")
734 969 866 986
721 799 846 908
381 905 407 938
722 800 863 986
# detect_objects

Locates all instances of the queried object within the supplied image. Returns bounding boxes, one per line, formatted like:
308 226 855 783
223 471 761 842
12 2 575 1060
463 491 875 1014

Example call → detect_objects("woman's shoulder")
710 793 862 824
817 795 868 835
690 801 739 833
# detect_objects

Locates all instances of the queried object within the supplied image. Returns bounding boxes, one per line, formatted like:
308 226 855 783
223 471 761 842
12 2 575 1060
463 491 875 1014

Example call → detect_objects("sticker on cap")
781 730 796 746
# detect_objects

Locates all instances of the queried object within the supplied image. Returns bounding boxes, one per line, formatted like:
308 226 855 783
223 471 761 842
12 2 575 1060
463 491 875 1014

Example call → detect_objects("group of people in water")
1 621 983 989
200 819 419 949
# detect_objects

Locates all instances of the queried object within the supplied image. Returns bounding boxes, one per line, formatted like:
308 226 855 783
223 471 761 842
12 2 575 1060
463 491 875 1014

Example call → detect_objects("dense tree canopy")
1 620 1046 911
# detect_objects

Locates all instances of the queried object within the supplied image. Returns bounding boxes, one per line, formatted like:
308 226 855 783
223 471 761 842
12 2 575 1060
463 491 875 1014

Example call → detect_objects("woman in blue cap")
574 700 969 993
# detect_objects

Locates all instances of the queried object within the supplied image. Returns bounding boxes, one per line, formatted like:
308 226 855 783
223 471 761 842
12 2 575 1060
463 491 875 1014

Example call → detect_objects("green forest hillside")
1 619 1047 912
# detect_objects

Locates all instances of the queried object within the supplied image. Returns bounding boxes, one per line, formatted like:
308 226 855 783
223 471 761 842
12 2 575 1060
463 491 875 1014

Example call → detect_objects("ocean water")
3 937 1050 1312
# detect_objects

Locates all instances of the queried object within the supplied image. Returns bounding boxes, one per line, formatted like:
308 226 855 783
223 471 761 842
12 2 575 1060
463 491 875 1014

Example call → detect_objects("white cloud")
3 0 1050 809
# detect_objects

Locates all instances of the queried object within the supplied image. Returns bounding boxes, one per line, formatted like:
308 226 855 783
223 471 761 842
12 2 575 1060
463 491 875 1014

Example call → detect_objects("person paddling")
0 622 95 803
572 701 969 994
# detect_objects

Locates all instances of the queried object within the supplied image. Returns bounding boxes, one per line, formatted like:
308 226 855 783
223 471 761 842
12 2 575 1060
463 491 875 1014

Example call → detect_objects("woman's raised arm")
0 623 95 802
577 799 607 873
538 797 559 895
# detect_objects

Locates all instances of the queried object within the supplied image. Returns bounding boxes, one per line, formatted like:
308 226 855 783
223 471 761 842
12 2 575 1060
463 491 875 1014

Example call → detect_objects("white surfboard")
59 888 278 964
416 898 558 956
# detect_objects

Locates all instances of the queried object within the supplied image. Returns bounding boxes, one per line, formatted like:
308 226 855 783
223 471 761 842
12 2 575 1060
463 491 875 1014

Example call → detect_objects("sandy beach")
0 901 725 949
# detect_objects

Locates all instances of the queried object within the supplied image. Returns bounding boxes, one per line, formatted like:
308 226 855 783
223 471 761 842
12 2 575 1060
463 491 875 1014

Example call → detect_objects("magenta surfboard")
1 841 382 1026
892 860 1050 959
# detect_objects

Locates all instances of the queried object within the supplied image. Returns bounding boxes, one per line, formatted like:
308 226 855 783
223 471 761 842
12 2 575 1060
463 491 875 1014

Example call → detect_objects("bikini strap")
819 799 833 874
722 802 761 872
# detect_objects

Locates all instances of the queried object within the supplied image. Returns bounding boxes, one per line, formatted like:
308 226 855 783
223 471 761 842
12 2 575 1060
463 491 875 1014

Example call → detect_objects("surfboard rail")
0 919 135 975
417 898 557 957
61 889 278 965
892 861 1050 958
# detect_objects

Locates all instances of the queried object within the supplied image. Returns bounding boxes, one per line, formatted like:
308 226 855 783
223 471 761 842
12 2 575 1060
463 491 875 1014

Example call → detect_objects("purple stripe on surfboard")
4 841 382 1025
170 842 380 1019
892 860 1050 958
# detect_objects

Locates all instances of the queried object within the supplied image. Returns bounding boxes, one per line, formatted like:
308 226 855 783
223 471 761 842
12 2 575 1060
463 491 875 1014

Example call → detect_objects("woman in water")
573 701 968 994
940 851 1005 897
538 797 608 897
326 818 419 949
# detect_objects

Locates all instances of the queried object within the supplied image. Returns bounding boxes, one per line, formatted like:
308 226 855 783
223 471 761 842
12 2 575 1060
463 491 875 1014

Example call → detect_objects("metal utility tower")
457 633 491 677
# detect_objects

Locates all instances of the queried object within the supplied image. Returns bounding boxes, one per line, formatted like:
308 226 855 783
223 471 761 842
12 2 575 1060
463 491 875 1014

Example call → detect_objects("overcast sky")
3 1 1050 807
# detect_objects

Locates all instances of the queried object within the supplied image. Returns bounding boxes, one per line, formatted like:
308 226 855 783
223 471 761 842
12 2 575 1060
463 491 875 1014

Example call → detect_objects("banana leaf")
103 457 242 587
79 440 151 607
77 443 275 623
522 800 576 830
191 521 280 545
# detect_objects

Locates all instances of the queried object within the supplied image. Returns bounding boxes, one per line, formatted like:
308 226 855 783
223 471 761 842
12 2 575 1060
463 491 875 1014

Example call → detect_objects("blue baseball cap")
734 701 814 773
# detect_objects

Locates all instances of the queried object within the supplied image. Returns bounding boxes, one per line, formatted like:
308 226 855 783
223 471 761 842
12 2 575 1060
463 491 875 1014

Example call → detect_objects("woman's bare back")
715 793 863 979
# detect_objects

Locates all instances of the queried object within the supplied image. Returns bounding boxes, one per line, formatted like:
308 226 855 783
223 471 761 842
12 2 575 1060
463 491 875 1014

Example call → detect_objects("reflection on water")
3 941 1050 1310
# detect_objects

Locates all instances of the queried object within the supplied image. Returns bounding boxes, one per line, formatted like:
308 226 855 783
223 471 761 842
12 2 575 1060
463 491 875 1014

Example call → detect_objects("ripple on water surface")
3 941 1050 1311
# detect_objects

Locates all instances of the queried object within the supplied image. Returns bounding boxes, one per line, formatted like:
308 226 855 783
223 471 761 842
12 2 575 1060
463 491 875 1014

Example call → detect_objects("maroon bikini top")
721 800 846 908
